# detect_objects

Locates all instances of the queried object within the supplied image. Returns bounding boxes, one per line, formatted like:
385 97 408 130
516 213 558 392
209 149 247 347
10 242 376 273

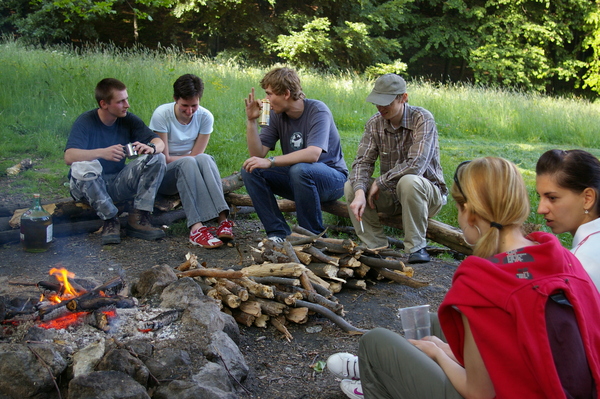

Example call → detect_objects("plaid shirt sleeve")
348 115 380 193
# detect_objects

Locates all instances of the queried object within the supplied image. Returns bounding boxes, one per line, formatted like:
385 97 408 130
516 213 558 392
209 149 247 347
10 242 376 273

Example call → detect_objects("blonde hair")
452 157 530 258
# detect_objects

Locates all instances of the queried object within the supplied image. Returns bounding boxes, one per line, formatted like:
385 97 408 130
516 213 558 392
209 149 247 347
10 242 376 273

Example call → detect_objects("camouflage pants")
69 154 166 220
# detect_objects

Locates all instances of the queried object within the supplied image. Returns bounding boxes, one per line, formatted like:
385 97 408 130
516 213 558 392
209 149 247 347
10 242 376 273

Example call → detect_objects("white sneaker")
327 352 360 380
340 379 364 398
257 236 285 248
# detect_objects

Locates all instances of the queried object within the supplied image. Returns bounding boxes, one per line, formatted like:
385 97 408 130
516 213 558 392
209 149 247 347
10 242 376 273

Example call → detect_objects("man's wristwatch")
268 156 276 167
147 142 156 154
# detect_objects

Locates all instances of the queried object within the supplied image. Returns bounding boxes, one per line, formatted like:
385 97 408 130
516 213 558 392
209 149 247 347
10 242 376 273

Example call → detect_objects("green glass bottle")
20 194 53 252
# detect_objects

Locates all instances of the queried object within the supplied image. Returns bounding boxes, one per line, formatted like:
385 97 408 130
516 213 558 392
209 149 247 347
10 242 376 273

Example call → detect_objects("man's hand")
101 144 127 162
349 190 367 222
133 141 155 155
367 180 380 209
245 87 262 121
242 156 271 173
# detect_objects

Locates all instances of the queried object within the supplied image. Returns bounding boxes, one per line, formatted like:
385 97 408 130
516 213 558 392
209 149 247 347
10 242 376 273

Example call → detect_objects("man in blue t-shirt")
65 78 167 245
242 67 348 241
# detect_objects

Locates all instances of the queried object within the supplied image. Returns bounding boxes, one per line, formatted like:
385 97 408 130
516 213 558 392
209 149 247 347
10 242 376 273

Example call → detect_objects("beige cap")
366 74 407 106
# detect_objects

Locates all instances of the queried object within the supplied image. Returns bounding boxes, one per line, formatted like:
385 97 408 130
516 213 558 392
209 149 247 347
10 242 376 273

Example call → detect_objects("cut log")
232 309 255 327
299 271 315 292
233 277 274 299
285 307 309 324
239 300 262 317
359 255 405 272
241 262 306 278
337 267 354 280
295 300 366 334
377 267 429 288
176 268 245 279
292 248 312 265
344 279 367 290
253 297 287 316
215 286 241 309
216 279 249 302
250 276 300 287
306 263 340 280
302 245 339 266
290 287 344 315
254 313 270 328
271 316 293 341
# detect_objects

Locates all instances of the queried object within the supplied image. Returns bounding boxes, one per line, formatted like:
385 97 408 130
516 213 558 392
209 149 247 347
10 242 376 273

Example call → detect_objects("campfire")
1 268 136 333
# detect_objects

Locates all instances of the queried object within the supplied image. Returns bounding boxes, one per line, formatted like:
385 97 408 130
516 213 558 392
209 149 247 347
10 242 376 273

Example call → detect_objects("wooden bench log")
225 192 472 255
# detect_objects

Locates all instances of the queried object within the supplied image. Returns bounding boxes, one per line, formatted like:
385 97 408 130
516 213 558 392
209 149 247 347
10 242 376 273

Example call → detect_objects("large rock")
96 348 150 387
143 348 193 381
132 265 178 297
159 277 204 308
67 370 149 399
206 331 249 383
152 363 238 399
0 343 67 398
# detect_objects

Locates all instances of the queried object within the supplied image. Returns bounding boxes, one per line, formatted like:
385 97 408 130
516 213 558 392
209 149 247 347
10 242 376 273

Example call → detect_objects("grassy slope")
2 41 600 247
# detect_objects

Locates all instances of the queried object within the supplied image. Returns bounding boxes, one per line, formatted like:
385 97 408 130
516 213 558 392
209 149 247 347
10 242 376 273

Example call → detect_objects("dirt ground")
0 191 460 399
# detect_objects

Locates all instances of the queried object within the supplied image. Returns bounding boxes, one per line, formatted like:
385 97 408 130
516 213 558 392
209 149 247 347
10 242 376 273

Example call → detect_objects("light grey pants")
69 154 166 220
358 315 463 399
344 175 444 252
158 154 229 228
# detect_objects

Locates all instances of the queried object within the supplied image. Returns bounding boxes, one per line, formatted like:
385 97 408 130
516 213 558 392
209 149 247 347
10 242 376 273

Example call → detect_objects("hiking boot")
102 217 121 245
327 353 360 380
126 209 165 240
340 379 364 399
216 219 234 241
190 226 223 249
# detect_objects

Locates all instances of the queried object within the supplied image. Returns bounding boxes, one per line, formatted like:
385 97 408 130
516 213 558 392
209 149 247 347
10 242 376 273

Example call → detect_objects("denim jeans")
241 162 347 238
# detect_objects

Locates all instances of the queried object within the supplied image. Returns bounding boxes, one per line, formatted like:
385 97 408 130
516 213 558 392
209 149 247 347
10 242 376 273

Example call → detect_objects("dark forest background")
2 0 600 98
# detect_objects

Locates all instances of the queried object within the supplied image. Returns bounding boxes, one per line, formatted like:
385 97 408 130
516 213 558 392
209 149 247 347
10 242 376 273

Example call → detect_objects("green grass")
2 39 600 249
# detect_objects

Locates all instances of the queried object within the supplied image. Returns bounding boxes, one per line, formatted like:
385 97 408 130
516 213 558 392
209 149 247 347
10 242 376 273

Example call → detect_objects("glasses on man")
453 160 472 201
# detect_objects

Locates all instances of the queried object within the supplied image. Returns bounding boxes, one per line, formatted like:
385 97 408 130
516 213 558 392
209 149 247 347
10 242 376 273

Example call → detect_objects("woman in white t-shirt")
536 149 600 290
150 74 233 249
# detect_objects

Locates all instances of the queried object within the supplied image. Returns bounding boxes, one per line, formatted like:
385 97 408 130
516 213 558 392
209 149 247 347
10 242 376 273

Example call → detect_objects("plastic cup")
397 304 431 340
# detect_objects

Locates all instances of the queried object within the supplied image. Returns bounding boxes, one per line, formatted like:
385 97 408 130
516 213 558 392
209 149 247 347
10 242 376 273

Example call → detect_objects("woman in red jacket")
327 157 600 399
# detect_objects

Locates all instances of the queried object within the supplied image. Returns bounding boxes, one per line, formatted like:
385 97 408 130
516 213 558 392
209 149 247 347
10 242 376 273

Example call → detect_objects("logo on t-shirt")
290 132 303 150
516 268 534 279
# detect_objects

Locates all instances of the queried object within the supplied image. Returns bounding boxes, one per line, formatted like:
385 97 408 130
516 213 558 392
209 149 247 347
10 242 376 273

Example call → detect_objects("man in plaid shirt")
345 74 447 264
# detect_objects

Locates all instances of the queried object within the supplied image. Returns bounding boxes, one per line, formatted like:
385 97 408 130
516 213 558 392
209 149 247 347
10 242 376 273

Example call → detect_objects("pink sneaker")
190 227 223 249
216 219 234 240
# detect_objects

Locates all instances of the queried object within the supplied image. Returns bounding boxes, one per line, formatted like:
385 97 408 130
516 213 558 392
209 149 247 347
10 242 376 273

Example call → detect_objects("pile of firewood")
173 226 429 340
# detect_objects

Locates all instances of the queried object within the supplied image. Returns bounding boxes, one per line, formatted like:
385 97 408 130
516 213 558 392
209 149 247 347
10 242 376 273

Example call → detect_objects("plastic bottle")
20 194 53 252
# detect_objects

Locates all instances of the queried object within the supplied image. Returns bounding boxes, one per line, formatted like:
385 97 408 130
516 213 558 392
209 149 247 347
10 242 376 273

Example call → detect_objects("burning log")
65 296 136 312
85 311 111 332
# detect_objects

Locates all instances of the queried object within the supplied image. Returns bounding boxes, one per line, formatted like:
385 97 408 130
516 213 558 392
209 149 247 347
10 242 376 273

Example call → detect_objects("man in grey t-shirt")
241 67 348 241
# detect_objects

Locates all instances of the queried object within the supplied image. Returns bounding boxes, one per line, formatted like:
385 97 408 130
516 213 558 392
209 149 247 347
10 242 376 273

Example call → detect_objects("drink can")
125 143 138 157
259 99 270 126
